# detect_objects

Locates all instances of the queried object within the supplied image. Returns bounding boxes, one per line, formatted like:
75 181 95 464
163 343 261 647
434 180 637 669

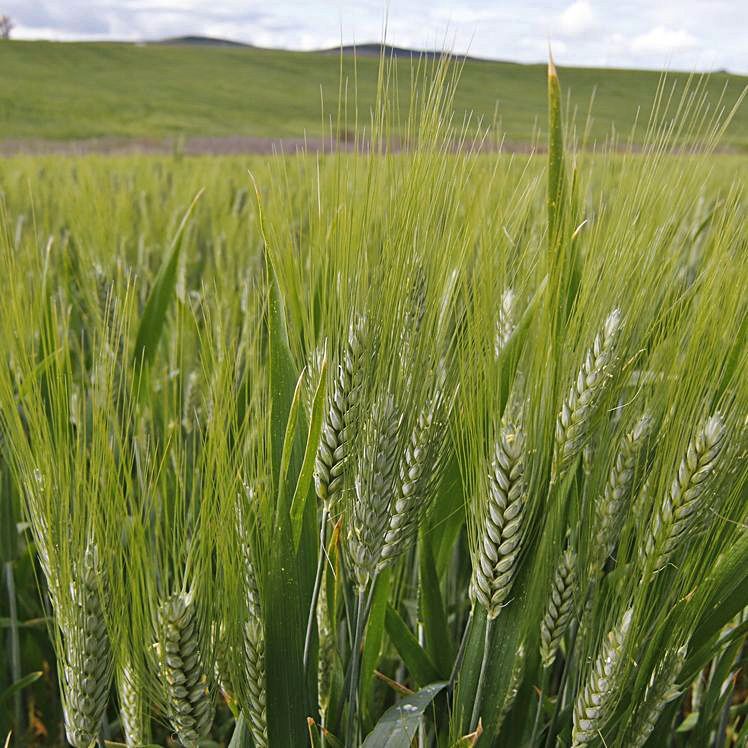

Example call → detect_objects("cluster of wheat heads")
0 58 746 747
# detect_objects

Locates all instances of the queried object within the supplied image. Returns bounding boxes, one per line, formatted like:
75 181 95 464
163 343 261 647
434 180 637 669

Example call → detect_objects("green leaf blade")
361 681 447 748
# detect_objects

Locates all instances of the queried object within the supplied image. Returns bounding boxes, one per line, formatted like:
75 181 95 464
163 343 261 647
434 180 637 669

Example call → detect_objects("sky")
5 0 748 74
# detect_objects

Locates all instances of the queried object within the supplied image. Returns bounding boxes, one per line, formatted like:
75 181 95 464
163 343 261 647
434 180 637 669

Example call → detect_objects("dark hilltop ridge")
152 36 480 60
153 35 254 48
318 42 483 62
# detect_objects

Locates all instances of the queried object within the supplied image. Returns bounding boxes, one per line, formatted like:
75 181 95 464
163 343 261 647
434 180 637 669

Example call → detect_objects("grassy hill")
1 40 746 147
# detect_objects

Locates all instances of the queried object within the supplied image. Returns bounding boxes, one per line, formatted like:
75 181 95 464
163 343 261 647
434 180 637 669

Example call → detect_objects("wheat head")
539 549 577 669
593 413 652 569
157 592 214 748
314 317 366 507
61 542 113 748
553 308 623 482
348 395 400 589
472 421 527 619
644 412 726 571
571 608 633 748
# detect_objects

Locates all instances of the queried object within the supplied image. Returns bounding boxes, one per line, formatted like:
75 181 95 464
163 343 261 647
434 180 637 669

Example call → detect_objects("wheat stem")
346 586 368 747
304 504 329 670
4 561 22 733
448 604 475 691
469 617 494 731
530 663 551 748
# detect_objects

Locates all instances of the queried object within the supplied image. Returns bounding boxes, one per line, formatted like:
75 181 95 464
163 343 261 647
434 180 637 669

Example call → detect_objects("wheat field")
0 58 746 747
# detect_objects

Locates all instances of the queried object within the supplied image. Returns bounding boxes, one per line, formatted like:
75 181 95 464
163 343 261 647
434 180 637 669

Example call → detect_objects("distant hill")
0 40 745 149
153 35 253 48
154 38 480 60
318 42 482 62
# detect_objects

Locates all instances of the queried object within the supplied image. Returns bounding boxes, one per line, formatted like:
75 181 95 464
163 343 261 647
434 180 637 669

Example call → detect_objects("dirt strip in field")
0 135 536 157
1 136 742 157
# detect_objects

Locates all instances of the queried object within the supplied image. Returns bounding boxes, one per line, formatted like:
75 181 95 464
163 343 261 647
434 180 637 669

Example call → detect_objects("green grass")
0 40 747 147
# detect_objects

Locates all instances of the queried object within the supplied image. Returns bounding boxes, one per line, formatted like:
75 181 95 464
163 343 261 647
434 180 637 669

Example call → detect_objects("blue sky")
6 1 748 74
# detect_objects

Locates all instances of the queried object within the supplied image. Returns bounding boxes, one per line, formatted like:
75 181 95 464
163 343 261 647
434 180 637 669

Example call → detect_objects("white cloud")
558 1 596 36
5 1 747 74
631 26 698 55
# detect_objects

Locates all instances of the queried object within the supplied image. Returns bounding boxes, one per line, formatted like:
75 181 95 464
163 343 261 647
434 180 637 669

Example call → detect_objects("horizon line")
4 36 747 77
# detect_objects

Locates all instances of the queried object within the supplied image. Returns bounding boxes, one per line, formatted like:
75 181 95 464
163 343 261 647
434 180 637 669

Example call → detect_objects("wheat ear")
593 413 652 569
378 392 442 570
314 317 366 507
644 412 726 571
181 370 201 433
400 270 428 371
348 395 400 589
306 320 365 671
495 287 517 357
473 421 527 619
157 592 214 748
346 395 401 744
212 622 235 701
539 549 577 669
241 544 268 748
571 608 633 748
553 308 623 482
61 542 113 748
303 345 326 419
627 646 686 748
118 661 149 747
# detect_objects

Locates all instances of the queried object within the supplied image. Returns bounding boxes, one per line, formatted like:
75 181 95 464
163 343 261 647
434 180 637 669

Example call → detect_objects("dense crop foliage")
0 60 746 747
